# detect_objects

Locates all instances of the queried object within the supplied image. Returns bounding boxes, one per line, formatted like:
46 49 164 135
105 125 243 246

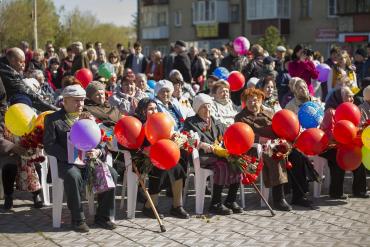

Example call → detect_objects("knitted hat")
192 93 213 113
62 84 86 98
85 81 105 99
154 79 174 96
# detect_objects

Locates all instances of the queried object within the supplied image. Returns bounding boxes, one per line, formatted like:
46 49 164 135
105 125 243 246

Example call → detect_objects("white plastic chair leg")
120 169 127 210
40 159 51 206
123 151 138 219
52 178 64 228
260 172 270 207
195 169 208 215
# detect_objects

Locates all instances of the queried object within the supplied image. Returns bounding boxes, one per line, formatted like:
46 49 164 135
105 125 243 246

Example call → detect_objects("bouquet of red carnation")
19 126 45 164
263 138 292 161
171 130 199 154
228 153 263 185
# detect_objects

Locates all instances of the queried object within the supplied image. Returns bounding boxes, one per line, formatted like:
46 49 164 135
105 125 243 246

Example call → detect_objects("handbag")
93 159 115 194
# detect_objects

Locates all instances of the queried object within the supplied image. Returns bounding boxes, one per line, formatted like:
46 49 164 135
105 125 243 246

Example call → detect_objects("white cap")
246 77 259 88
154 79 174 96
62 84 86 98
276 46 287 52
192 93 213 113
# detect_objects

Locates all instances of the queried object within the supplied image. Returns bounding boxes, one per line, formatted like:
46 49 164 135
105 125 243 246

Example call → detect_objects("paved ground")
1 177 370 247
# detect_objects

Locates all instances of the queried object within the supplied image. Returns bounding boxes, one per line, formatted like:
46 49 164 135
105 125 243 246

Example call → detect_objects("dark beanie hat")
85 81 105 99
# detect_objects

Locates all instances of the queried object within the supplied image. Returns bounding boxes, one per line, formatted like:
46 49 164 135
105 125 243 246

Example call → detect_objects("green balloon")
98 63 114 80
361 146 370 170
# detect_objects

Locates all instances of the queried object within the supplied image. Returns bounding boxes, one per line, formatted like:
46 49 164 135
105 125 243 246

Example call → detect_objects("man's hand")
85 149 101 159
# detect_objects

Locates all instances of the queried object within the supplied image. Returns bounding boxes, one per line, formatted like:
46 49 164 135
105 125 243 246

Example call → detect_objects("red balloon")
75 68 93 88
224 122 255 155
333 120 357 145
145 112 174 144
294 128 329 155
227 71 245 92
150 139 180 170
334 102 361 126
336 145 362 171
272 109 300 142
114 116 145 149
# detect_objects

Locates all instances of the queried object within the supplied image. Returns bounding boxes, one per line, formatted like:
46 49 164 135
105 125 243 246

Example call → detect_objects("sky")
53 0 137 26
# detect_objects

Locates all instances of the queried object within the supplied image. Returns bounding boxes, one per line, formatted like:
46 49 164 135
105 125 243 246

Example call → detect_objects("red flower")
180 118 185 123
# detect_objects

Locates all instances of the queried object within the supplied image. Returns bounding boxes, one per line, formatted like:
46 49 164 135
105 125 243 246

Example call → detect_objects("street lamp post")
33 0 38 49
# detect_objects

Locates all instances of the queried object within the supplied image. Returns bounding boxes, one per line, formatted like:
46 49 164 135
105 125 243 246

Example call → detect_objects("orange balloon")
34 111 55 128
145 112 174 144
272 109 300 142
224 122 254 155
150 139 180 170
114 116 145 149
294 128 329 155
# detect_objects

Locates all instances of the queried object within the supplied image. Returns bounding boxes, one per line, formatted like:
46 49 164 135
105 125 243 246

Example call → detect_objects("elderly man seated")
43 85 118 232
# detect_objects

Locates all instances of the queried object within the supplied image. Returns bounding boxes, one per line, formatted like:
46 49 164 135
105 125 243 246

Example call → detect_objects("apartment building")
138 0 370 56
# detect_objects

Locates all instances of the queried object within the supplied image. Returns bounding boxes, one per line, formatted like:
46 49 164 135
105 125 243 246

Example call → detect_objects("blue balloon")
213 67 230 80
147 80 156 89
298 101 324 129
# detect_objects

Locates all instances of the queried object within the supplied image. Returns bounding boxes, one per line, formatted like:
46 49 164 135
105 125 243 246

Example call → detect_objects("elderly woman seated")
285 77 321 114
234 88 291 211
134 98 190 219
210 80 239 127
183 94 243 215
135 73 154 99
154 79 189 130
109 74 147 115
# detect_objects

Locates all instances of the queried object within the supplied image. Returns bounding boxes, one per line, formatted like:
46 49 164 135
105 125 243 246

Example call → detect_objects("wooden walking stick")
132 163 166 232
251 182 276 216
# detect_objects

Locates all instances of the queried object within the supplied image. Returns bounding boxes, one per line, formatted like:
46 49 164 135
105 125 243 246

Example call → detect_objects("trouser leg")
63 166 85 222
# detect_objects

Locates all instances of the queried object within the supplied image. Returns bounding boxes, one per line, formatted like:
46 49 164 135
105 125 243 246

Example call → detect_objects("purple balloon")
316 63 331 82
70 119 101 151
233 36 250 55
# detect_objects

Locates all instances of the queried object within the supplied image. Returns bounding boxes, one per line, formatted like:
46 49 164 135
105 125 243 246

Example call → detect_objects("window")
230 4 240 22
328 0 337 16
192 0 216 24
174 10 182 27
247 0 290 20
300 0 312 18
337 0 370 14
158 11 167 26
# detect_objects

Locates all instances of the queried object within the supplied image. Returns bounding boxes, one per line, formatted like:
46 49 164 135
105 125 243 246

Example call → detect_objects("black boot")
272 184 292 211
209 184 232 215
3 195 13 210
32 190 44 208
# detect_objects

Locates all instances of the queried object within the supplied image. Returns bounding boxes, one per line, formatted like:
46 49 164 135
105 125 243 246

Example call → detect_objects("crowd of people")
0 39 370 233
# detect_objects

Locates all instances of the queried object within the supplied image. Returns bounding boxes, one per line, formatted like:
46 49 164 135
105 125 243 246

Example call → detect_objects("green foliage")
0 0 59 50
257 26 286 55
0 0 135 52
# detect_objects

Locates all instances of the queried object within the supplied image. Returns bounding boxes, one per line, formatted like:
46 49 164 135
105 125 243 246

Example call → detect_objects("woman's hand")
85 149 101 159
199 142 214 153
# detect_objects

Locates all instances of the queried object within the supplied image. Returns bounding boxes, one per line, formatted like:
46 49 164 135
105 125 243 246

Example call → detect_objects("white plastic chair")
192 148 214 215
119 150 138 219
47 155 95 228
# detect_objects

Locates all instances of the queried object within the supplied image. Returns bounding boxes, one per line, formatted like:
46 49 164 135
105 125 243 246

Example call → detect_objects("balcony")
142 26 169 40
195 23 229 39
337 0 370 15
192 0 229 25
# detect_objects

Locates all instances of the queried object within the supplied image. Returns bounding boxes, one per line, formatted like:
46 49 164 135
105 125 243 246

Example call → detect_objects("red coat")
45 68 64 90
145 61 164 81
288 60 318 95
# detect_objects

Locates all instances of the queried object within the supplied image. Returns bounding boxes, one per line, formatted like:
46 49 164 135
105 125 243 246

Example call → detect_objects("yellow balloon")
34 110 55 128
5 103 37 136
361 126 370 149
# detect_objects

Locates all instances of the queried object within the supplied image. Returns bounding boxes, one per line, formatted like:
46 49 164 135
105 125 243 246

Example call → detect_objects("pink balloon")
233 36 250 55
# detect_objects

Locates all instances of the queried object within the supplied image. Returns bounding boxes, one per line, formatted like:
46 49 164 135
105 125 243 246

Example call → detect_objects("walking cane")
132 163 166 232
251 182 276 216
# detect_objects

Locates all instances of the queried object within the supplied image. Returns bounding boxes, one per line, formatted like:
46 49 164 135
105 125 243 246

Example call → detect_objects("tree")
0 0 59 50
257 26 286 55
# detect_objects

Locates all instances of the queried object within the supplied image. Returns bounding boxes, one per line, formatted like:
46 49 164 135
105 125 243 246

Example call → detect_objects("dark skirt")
148 150 188 194
199 154 241 186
